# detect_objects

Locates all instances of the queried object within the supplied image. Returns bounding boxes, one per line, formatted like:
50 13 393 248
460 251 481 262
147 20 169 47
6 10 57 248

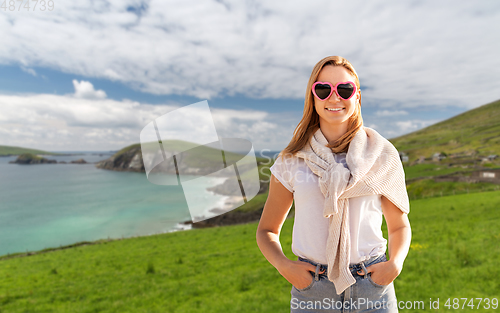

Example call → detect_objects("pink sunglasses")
312 81 357 100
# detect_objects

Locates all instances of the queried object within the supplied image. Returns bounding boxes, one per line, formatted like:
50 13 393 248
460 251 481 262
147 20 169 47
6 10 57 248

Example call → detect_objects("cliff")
95 144 145 172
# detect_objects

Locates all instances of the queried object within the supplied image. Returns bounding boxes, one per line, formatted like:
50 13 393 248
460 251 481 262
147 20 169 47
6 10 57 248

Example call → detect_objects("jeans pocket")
294 273 315 292
367 273 389 288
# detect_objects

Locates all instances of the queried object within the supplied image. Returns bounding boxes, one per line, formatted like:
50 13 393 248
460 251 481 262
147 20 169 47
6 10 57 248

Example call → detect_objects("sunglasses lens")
314 84 331 100
337 83 355 99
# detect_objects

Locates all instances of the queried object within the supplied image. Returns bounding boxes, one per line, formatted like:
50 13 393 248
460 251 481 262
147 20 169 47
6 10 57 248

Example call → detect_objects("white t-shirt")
270 152 387 265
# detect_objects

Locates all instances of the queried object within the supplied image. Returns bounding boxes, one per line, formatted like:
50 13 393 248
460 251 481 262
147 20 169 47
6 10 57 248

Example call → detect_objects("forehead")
316 65 355 83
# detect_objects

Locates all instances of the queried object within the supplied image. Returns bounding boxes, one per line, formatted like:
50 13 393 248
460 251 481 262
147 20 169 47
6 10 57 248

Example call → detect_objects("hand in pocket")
279 259 325 290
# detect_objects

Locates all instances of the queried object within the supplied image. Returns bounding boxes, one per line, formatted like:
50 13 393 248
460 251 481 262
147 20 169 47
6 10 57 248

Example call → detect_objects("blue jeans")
290 254 398 312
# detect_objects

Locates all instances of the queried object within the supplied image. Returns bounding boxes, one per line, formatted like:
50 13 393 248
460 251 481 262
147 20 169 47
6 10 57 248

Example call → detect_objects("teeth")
326 108 343 111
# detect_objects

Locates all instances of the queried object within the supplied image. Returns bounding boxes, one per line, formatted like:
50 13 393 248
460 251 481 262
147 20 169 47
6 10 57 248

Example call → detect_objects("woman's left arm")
360 195 412 285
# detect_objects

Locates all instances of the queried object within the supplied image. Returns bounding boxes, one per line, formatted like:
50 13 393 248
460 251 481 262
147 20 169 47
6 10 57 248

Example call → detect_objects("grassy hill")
386 99 500 198
0 145 59 156
1 190 499 312
390 99 500 162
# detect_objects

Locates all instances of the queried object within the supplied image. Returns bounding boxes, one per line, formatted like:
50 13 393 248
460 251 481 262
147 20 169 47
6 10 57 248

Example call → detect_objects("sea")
0 150 280 257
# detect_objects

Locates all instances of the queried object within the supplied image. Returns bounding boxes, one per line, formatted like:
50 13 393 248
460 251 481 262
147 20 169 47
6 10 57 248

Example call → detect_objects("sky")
1 0 499 152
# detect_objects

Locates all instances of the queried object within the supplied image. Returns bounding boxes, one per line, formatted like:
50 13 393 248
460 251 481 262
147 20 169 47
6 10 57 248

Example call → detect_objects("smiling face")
313 65 360 129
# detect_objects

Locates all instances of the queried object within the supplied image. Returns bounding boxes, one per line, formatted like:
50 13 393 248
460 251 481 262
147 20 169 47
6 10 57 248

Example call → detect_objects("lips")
325 107 345 112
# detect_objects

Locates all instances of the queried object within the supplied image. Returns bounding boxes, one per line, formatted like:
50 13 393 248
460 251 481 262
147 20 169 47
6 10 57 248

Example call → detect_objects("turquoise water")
0 152 228 257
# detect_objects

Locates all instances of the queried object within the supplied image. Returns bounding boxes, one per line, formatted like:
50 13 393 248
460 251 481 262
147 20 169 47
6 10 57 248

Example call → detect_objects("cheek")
346 100 357 114
313 99 322 112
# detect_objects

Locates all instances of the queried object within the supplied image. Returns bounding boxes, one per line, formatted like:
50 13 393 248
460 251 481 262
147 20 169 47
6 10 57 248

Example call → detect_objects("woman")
256 56 411 312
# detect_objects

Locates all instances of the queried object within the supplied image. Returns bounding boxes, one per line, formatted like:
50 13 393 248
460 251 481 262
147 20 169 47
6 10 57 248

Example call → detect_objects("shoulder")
275 151 301 165
271 151 308 175
363 127 400 155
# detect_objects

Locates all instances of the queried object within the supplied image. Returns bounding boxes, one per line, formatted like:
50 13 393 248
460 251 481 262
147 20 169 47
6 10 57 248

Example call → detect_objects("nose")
327 90 341 102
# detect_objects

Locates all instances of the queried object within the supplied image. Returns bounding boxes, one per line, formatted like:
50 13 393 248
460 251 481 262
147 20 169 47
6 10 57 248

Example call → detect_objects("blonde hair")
280 56 363 161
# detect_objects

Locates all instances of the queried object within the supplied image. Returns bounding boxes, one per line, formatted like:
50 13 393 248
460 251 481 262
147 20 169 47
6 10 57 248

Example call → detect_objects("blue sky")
0 0 499 152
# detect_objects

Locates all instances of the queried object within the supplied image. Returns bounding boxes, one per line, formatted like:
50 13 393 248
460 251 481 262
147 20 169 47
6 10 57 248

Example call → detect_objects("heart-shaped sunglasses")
311 81 357 101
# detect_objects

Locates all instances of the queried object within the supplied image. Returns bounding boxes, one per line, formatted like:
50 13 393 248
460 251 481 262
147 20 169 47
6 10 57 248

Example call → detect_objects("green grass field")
403 163 475 181
406 179 500 200
1 191 499 312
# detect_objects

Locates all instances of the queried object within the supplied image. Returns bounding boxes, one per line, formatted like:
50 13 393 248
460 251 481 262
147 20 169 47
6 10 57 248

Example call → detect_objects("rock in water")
9 153 56 164
70 158 87 164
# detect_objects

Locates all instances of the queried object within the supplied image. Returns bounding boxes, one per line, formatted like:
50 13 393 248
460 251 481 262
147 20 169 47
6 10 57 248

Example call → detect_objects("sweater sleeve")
365 142 410 214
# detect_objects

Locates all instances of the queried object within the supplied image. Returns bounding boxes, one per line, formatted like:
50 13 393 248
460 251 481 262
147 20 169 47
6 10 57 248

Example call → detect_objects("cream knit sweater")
295 126 410 295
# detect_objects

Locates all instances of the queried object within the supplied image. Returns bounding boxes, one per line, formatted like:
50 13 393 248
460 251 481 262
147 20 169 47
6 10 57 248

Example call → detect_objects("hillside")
0 145 59 156
390 99 500 163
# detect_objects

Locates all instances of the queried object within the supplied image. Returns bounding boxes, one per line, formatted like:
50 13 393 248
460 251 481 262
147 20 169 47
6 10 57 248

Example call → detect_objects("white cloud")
375 110 408 117
0 0 498 109
362 117 433 140
0 91 282 151
20 66 37 77
394 119 439 134
1 1 499 151
72 80 107 99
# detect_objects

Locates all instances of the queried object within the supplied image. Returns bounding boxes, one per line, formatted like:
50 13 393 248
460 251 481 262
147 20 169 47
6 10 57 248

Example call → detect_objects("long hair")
279 56 363 161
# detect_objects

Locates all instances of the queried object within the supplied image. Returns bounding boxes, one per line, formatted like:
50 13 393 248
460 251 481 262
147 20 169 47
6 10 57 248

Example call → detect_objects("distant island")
9 153 89 165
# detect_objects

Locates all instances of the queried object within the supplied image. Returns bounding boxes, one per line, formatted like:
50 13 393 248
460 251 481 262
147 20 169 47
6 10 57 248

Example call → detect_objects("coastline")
182 175 247 228
183 193 265 229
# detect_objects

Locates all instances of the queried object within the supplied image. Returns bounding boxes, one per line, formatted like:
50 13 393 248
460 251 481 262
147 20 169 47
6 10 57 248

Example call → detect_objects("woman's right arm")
256 174 321 289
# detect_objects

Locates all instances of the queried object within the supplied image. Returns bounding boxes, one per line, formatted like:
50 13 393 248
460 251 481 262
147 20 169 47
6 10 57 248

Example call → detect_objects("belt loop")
360 261 369 279
314 263 320 281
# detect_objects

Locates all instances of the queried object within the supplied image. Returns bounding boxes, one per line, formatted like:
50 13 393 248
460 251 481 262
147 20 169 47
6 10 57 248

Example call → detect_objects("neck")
319 120 349 144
